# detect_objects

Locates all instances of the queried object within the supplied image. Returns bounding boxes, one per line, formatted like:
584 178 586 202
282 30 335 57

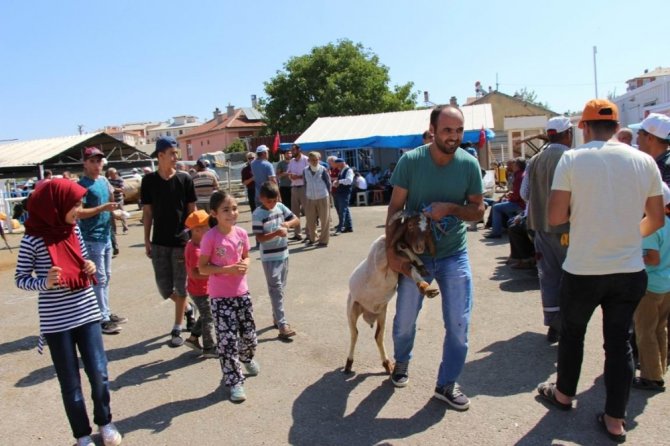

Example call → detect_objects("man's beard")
434 138 459 155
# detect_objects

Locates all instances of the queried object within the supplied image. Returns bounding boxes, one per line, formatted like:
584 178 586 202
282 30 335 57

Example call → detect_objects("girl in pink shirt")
199 191 258 402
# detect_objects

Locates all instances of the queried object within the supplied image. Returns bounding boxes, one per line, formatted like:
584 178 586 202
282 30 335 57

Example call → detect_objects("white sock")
173 324 182 332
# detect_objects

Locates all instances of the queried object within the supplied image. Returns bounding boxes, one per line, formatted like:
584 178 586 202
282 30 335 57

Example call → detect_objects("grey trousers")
305 197 330 244
262 258 290 327
190 295 216 350
534 230 568 326
290 186 307 237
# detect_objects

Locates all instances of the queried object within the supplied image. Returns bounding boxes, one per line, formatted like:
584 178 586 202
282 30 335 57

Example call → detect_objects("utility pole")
593 46 599 98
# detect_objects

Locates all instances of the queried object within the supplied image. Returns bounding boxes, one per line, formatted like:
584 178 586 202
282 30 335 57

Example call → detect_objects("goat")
344 211 439 374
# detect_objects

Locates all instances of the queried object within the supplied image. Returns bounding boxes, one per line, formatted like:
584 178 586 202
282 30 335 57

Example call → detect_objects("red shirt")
185 240 208 296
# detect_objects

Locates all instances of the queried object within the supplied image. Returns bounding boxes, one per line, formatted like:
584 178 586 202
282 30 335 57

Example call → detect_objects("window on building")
179 130 183 135
166 131 171 136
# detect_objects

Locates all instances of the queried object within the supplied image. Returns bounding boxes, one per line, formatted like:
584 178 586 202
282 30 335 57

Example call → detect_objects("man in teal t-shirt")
77 147 126 334
386 105 484 411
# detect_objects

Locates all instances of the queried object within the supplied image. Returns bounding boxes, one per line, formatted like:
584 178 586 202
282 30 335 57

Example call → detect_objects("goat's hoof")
344 359 354 374
382 359 394 375
425 289 439 298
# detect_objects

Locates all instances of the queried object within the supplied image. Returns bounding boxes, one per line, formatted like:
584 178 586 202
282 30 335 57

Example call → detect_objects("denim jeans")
557 270 646 418
85 239 112 321
44 321 112 439
393 250 473 386
262 258 289 327
490 201 522 235
334 191 352 231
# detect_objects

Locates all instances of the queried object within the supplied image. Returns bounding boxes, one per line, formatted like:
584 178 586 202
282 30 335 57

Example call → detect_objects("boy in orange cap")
183 210 217 358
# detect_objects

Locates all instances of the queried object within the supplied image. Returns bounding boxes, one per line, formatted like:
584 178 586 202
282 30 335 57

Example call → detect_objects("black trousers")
507 220 534 260
556 270 646 418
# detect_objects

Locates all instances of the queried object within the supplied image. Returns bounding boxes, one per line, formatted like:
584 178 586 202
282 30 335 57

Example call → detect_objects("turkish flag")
478 127 487 149
272 131 280 154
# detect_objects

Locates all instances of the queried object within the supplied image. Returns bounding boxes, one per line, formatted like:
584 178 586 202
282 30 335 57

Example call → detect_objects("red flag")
272 131 280 154
478 126 487 149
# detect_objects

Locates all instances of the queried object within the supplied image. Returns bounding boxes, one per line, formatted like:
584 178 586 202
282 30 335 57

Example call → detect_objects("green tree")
513 87 550 110
225 138 247 153
261 39 417 134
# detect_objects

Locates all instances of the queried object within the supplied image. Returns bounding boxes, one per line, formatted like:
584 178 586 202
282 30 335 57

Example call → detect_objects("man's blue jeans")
393 250 473 386
490 201 522 236
334 192 352 231
85 239 112 322
44 321 112 439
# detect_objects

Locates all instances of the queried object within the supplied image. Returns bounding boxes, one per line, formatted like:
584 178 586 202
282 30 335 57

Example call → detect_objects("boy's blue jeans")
393 250 473 386
85 239 112 322
44 321 111 439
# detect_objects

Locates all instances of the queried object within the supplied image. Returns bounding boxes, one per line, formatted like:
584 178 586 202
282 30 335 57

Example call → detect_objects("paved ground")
0 205 668 445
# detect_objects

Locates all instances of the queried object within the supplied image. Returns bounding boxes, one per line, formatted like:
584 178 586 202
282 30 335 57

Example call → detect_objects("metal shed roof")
0 132 150 175
283 104 494 151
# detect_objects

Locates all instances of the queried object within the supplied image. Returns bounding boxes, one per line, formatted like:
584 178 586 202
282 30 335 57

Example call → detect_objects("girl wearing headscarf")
14 179 122 446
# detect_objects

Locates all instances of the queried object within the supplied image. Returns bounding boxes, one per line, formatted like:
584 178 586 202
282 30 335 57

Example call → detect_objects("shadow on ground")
288 369 447 446
115 384 224 435
489 257 539 293
516 374 657 445
461 331 556 397
0 335 39 356
14 334 190 388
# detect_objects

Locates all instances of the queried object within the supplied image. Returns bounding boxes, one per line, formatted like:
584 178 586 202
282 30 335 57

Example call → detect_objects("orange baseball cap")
185 210 210 229
578 99 619 129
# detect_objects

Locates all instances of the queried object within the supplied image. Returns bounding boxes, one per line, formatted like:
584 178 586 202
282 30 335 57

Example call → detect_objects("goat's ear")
387 210 404 226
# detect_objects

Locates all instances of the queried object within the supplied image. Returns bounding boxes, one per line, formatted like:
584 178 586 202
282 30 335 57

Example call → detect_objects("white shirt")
552 139 663 275
355 176 368 190
287 154 309 187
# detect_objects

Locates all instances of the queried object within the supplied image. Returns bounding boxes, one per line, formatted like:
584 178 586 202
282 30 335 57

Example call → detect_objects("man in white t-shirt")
286 144 309 241
536 99 665 442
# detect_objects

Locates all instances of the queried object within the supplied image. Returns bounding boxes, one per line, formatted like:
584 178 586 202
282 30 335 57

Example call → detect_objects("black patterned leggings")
210 295 258 387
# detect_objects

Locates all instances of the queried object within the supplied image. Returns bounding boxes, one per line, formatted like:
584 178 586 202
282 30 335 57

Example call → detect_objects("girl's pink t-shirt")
199 226 250 298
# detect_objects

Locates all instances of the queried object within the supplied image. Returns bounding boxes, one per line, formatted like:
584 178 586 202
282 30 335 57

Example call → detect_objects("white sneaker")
230 383 247 402
76 436 95 446
243 359 260 376
99 422 123 446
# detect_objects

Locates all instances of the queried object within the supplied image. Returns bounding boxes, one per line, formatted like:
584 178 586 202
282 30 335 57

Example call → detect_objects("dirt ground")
0 206 668 446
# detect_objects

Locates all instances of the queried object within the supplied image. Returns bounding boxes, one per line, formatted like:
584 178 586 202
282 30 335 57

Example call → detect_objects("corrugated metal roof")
0 133 100 167
0 132 149 169
292 105 494 150
240 107 264 120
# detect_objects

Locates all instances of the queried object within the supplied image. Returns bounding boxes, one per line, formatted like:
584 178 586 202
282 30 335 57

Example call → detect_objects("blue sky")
1 0 665 141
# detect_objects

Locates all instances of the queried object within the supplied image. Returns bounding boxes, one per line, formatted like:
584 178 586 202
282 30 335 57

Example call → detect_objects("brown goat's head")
388 211 436 257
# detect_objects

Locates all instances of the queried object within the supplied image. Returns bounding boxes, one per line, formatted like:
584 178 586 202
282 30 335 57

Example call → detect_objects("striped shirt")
251 202 295 261
14 226 101 335
192 170 219 206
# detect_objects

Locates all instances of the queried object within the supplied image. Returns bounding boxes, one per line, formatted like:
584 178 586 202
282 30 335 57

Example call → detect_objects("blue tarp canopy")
279 105 495 151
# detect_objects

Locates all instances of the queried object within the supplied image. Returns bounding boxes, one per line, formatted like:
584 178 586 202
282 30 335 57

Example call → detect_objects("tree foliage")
513 87 550 110
225 138 247 153
261 39 417 134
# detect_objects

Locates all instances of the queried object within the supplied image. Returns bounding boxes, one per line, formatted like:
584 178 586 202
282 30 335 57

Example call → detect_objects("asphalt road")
0 205 668 445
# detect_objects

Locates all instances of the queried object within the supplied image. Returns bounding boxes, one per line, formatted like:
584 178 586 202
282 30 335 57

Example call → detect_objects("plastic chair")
356 191 368 206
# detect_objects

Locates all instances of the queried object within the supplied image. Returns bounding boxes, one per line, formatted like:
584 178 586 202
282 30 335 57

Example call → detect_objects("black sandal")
597 412 626 443
536 382 572 411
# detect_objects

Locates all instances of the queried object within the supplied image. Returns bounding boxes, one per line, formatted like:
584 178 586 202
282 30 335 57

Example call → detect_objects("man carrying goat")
386 105 484 410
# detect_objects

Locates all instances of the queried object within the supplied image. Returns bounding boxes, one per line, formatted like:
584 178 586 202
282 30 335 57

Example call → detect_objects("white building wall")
614 76 670 126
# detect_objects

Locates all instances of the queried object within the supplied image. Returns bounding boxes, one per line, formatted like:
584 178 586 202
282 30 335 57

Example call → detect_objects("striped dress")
14 226 101 336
